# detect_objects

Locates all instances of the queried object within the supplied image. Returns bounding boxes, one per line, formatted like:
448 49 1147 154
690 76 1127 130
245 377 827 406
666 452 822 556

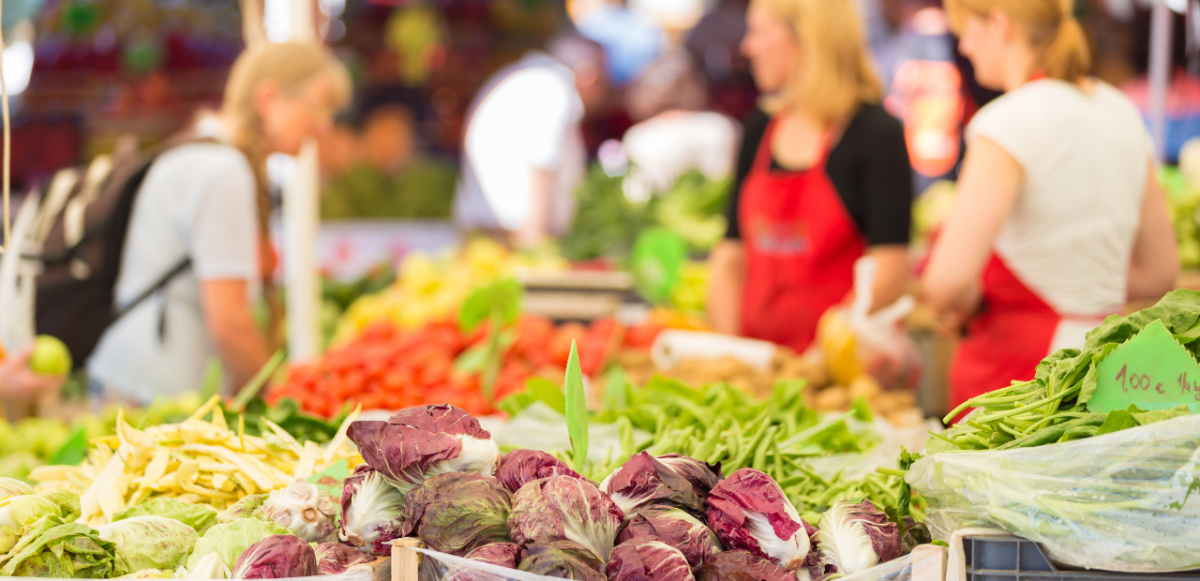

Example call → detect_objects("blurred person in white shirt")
454 35 607 247
622 49 741 195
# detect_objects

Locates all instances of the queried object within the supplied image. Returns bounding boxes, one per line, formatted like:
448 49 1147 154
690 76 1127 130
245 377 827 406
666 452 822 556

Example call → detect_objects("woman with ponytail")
922 0 1178 410
88 42 350 403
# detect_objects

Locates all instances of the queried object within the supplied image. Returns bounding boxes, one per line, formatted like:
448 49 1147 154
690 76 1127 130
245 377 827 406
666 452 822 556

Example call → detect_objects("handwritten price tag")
1092 320 1200 414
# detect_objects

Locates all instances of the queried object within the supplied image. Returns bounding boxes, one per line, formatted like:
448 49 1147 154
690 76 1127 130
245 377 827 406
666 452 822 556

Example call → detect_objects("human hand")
0 347 68 398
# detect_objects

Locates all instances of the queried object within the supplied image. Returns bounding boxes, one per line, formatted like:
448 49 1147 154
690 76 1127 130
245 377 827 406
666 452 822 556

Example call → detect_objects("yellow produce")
30 396 361 527
333 238 567 343
816 309 861 387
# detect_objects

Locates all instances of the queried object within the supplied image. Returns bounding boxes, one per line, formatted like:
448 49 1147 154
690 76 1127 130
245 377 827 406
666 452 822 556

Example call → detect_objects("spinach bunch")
936 290 1200 452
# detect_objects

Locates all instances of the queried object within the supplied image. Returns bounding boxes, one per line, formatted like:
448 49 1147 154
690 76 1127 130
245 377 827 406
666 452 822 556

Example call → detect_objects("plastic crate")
963 536 1200 581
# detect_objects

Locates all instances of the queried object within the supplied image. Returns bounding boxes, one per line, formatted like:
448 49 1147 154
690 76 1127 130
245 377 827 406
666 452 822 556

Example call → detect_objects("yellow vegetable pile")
29 396 361 527
333 238 567 343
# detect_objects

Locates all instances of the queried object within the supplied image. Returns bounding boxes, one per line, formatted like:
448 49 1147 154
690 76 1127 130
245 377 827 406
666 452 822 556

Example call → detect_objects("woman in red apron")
708 0 914 352
922 0 1179 410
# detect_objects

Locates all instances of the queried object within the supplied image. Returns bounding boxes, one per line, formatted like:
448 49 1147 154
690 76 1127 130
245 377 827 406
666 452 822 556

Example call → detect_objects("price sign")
1091 319 1200 414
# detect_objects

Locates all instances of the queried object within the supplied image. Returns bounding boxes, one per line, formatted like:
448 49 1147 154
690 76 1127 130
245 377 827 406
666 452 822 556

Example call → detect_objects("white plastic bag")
846 258 921 392
817 258 921 392
907 413 1200 572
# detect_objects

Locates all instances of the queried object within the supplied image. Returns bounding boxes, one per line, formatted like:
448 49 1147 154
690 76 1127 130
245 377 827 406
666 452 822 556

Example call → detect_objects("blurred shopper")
921 0 1178 409
0 347 66 399
454 35 607 247
622 50 741 194
88 42 350 403
707 0 913 352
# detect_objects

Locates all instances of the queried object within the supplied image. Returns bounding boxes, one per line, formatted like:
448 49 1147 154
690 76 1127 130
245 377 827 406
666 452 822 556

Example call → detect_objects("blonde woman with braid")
921 0 1178 411
89 42 350 403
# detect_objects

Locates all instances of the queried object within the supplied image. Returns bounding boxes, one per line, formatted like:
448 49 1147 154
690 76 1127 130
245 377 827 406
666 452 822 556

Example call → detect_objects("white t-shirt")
622 111 740 193
88 133 261 404
968 79 1152 345
454 52 586 234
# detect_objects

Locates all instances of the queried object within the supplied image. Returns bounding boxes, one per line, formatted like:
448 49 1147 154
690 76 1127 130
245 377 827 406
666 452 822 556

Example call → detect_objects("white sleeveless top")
967 79 1153 330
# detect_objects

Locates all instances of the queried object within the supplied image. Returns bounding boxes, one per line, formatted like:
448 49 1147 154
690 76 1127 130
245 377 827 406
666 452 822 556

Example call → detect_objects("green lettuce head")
37 489 81 523
0 477 32 500
187 517 293 570
97 516 200 576
0 495 62 554
0 515 116 578
114 497 218 535
218 494 267 525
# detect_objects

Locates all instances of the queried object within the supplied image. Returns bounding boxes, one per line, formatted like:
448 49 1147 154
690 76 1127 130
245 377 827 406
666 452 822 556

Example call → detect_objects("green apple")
28 335 72 376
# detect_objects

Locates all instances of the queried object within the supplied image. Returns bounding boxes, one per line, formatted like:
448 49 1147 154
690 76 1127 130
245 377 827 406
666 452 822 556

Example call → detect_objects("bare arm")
708 240 745 335
515 167 555 248
921 136 1024 319
866 245 910 312
0 347 66 398
1127 159 1179 301
200 279 271 394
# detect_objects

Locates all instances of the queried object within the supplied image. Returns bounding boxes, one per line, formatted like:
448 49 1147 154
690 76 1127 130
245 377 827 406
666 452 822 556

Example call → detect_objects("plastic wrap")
907 414 1200 572
843 258 921 392
0 572 372 581
408 546 910 581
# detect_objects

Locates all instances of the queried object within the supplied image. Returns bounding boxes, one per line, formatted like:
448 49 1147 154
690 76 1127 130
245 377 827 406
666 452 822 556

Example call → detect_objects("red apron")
948 254 1061 409
738 119 866 352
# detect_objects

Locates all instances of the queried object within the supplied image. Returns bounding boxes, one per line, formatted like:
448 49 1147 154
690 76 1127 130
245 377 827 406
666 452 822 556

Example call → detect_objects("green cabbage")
187 517 293 570
114 497 218 535
0 515 116 578
0 495 63 554
218 494 267 524
0 477 32 500
97 516 199 576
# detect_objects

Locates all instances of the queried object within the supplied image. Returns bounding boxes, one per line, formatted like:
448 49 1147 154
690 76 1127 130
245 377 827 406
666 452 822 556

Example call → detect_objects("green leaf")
481 309 504 403
564 341 589 468
1079 361 1100 405
1131 404 1192 426
307 459 350 500
199 358 224 400
47 427 89 467
231 351 285 412
1095 409 1140 436
458 278 523 332
851 397 874 422
526 377 567 414
603 366 630 410
631 228 688 304
497 392 537 417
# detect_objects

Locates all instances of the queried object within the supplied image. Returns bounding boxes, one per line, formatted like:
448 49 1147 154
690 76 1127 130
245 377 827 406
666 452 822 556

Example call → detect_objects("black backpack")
1 134 216 368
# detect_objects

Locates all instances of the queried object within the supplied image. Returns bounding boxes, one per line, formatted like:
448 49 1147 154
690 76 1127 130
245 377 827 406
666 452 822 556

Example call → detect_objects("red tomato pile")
268 315 664 417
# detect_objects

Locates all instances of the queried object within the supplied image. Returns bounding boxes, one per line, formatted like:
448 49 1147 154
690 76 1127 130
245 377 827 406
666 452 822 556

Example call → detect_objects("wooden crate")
391 539 423 581
351 555 393 581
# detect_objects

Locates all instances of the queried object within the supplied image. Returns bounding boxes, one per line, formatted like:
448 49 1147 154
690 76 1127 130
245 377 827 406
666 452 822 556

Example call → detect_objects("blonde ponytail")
217 41 351 347
1039 14 1089 82
946 0 1090 83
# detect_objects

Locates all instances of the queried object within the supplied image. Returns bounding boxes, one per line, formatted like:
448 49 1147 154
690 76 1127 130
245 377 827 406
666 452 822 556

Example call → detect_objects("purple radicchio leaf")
518 541 607 581
400 472 512 557
814 500 903 575
314 543 371 575
465 543 522 568
693 550 799 581
231 535 317 579
388 404 492 439
346 421 463 492
618 505 723 569
508 476 625 562
339 465 404 556
705 468 817 572
655 454 723 500
600 453 705 517
496 450 584 494
606 536 695 581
